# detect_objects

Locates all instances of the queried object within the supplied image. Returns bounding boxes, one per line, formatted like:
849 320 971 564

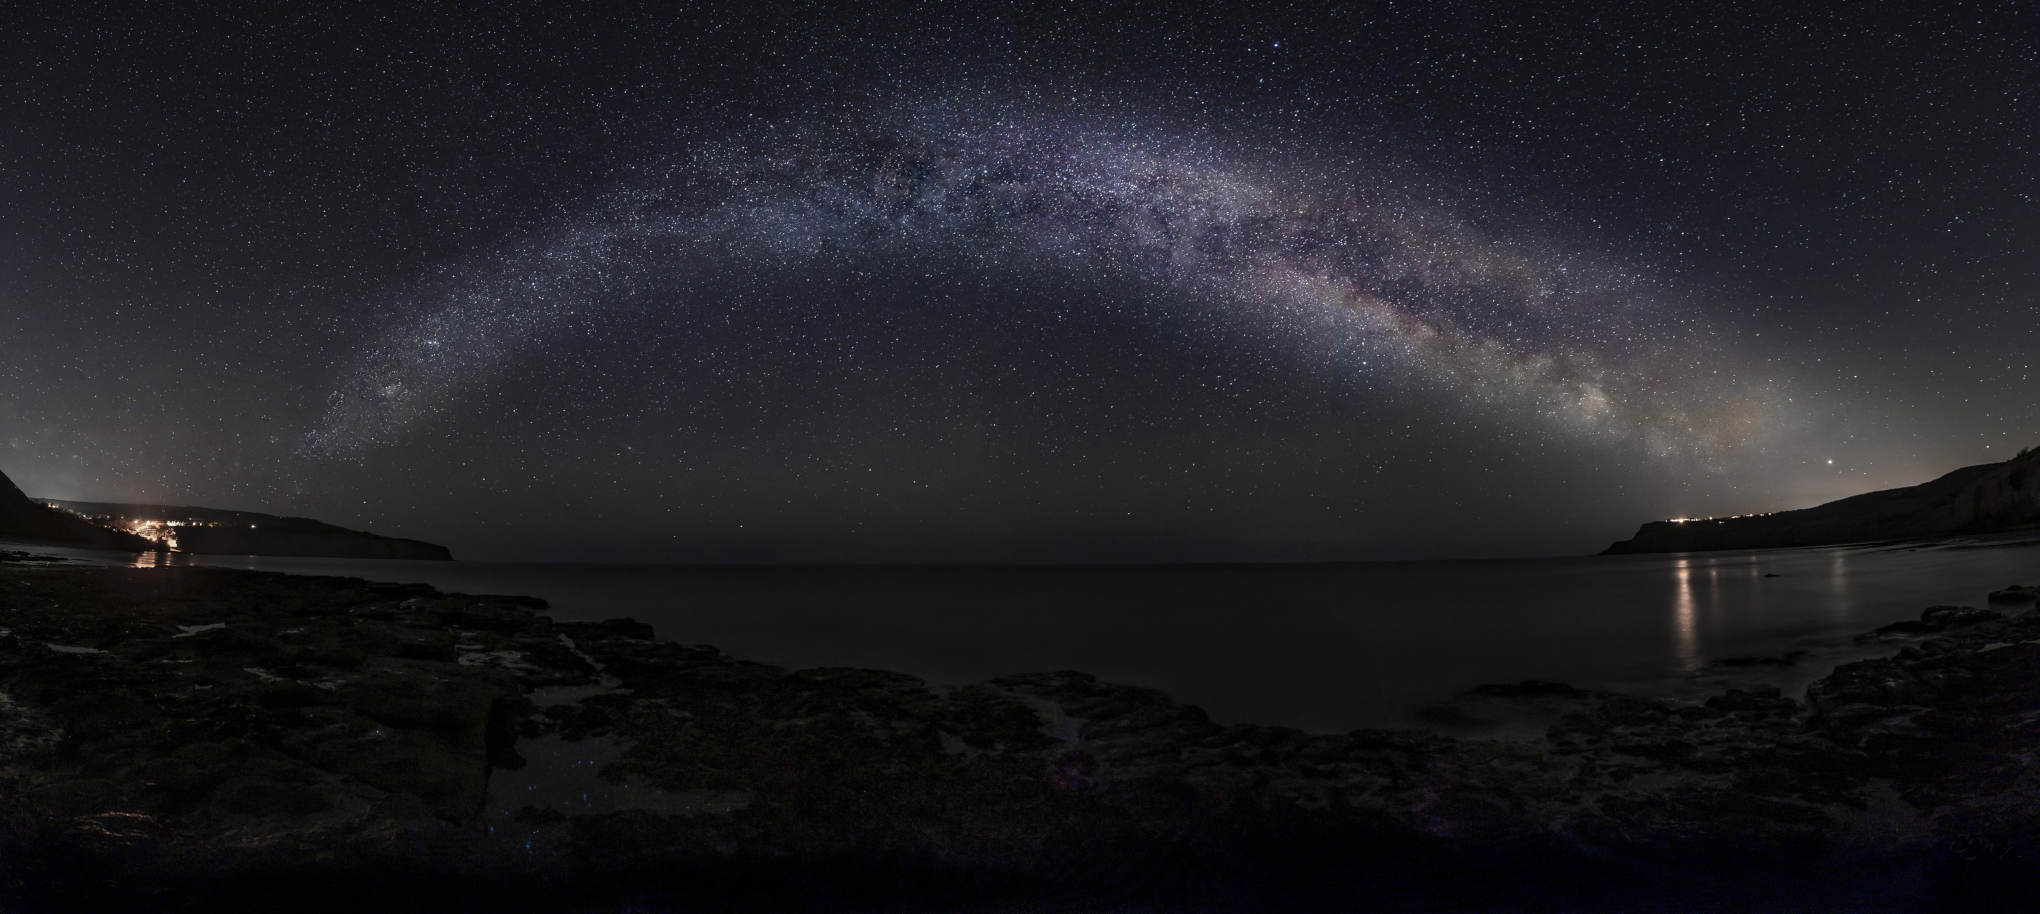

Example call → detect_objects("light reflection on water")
1830 549 1850 621
1672 558 1698 672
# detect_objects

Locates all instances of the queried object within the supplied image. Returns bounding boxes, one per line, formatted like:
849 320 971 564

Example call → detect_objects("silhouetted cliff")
1604 446 2040 554
43 499 453 560
0 470 154 551
174 524 452 560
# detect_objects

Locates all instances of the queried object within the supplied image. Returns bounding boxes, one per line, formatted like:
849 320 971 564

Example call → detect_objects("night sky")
2 2 2035 562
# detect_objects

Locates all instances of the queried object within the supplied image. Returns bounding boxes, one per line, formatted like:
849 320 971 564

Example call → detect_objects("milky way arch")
303 104 1778 464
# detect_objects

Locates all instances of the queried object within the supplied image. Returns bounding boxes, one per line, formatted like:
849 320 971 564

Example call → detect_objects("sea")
10 536 2039 733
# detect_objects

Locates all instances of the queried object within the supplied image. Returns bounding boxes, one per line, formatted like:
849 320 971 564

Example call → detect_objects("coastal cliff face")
43 499 452 560
3 559 2038 910
172 525 453 561
0 471 152 552
1604 446 2040 554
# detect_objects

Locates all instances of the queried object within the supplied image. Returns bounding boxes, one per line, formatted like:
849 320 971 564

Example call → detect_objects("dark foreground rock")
1988 584 2038 604
1859 604 2004 639
3 566 2039 911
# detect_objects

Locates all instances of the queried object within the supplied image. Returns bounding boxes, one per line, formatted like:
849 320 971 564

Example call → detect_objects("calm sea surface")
13 538 2039 731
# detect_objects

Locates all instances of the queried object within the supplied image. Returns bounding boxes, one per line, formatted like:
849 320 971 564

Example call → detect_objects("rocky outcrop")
3 565 2038 911
1604 446 2040 554
1988 584 2038 604
0 470 152 552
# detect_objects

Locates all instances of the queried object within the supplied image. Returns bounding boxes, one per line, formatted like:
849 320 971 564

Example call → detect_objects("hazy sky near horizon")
2 2 2036 561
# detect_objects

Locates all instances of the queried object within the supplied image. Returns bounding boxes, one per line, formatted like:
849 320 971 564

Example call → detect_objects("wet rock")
1920 604 2005 628
1805 657 1933 727
5 564 2040 910
1861 605 2002 638
1986 585 2037 604
1704 687 1797 716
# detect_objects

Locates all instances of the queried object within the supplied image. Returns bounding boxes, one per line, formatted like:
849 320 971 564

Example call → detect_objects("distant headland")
0 468 451 560
1604 446 2040 555
0 469 156 551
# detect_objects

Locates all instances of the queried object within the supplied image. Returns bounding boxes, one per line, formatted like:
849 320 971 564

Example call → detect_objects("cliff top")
1604 445 2040 555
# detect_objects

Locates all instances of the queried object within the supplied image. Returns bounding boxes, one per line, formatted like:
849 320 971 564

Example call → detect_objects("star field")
304 103 1776 465
1 2 2035 560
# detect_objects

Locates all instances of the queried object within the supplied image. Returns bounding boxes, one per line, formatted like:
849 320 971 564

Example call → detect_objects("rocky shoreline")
3 557 2038 911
